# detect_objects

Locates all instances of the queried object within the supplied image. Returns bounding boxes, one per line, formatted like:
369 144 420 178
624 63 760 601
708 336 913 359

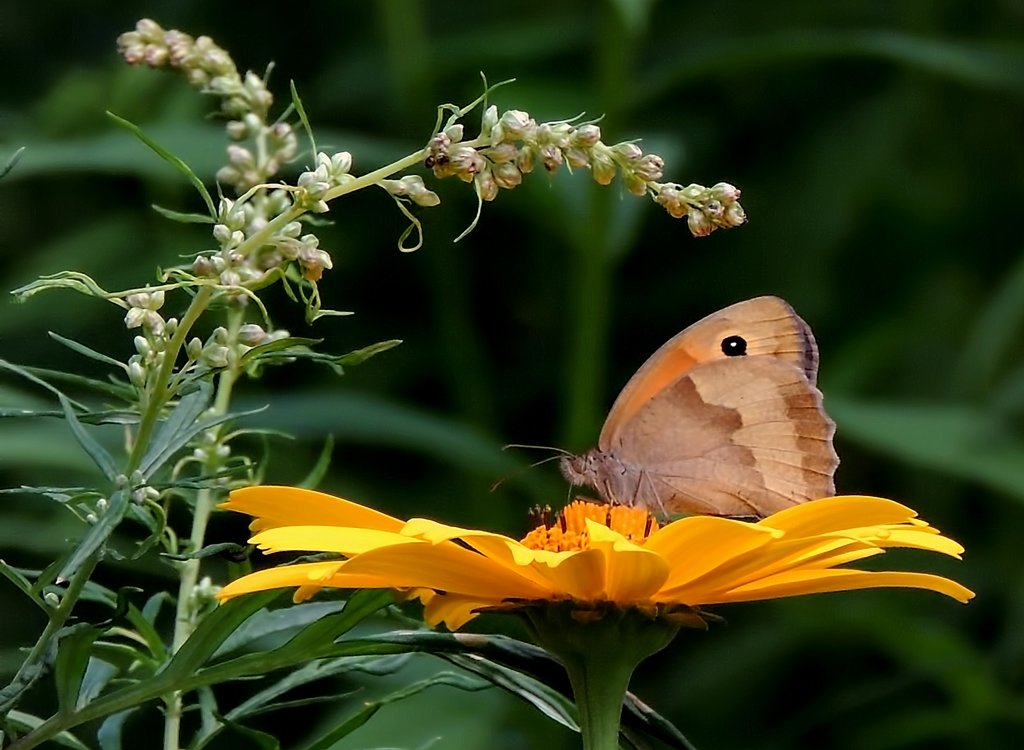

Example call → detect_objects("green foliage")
1 2 1021 749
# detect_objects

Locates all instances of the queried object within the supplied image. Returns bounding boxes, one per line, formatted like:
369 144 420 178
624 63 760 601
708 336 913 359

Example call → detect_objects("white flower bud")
128 360 147 387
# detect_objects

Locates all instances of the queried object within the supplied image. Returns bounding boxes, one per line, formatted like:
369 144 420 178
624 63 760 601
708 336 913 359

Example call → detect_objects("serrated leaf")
106 112 215 217
56 393 118 481
48 332 126 370
55 624 104 714
150 204 215 224
57 489 129 582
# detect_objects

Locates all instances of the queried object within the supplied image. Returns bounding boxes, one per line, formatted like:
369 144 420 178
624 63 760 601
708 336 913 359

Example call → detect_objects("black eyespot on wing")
721 335 747 356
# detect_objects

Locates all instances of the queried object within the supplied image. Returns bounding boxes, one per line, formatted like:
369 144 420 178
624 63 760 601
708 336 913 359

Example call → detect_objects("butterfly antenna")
489 449 570 493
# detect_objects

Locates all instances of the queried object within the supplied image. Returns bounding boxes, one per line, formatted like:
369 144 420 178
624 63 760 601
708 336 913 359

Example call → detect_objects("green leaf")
55 624 104 714
0 408 137 425
11 364 133 401
57 489 129 582
125 603 169 662
4 711 90 750
0 360 88 411
0 560 49 615
334 339 403 368
162 542 248 563
48 332 126 371
298 435 333 489
442 653 578 732
290 80 317 162
96 709 137 750
301 671 492 750
1 146 26 179
212 600 345 659
829 396 1024 500
106 112 216 217
56 393 119 481
150 204 215 224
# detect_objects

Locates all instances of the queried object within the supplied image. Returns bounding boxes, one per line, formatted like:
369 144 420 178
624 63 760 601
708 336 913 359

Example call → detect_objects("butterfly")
560 296 838 517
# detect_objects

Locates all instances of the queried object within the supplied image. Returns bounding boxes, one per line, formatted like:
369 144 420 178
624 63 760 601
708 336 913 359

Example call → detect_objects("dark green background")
1 1 1022 748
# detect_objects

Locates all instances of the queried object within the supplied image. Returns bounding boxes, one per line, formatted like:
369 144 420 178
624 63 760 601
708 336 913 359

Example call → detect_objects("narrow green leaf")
57 489 129 582
150 204 215 224
77 659 118 709
56 394 119 481
290 80 317 161
0 360 87 411
125 603 168 662
301 704 380 750
298 435 334 489
443 653 577 732
106 112 216 216
212 600 346 659
55 625 104 714
829 396 1024 501
48 333 126 371
1 146 26 179
96 709 137 750
20 365 132 400
218 719 279 750
5 711 89 750
335 339 403 367
0 407 137 425
162 542 248 563
0 560 49 615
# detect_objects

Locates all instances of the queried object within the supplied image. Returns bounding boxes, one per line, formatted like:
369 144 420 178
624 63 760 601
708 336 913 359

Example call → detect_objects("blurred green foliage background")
2 1 1023 748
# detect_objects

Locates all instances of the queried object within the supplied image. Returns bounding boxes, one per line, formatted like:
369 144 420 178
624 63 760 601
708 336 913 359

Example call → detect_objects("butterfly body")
560 296 838 517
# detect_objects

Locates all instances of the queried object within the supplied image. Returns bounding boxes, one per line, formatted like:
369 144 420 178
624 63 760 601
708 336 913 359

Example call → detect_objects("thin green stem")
323 148 431 202
163 307 243 750
127 285 215 473
0 552 99 716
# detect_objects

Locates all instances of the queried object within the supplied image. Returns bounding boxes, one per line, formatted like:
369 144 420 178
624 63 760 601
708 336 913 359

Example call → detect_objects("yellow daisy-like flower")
217 486 973 629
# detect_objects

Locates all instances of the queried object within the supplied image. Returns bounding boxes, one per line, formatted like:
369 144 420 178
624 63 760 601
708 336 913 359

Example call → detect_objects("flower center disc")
520 500 659 552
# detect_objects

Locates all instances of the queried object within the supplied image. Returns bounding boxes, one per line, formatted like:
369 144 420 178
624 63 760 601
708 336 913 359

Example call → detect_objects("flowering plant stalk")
0 19 750 750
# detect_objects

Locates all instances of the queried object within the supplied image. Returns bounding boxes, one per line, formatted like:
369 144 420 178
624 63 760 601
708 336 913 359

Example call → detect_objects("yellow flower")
217 487 973 629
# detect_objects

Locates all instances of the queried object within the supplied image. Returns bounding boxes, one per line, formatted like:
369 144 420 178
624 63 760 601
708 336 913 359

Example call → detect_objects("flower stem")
127 285 215 473
524 604 680 750
163 306 243 750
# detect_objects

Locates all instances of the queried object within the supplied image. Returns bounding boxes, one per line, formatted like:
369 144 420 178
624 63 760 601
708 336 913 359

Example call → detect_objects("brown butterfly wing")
603 356 837 516
598 296 819 447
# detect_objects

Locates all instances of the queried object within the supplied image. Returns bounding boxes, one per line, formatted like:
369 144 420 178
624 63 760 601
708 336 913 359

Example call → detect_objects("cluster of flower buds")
118 19 271 119
185 323 289 373
123 289 179 390
653 182 746 237
423 104 745 236
120 19 293 193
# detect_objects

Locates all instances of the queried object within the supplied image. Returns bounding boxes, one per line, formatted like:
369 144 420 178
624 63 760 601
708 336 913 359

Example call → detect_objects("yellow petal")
662 535 872 601
760 495 917 535
706 567 975 604
222 486 405 533
218 560 344 600
531 547 608 599
644 516 780 592
250 525 422 555
586 521 669 601
838 526 964 558
335 541 552 599
401 518 563 589
422 594 498 630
